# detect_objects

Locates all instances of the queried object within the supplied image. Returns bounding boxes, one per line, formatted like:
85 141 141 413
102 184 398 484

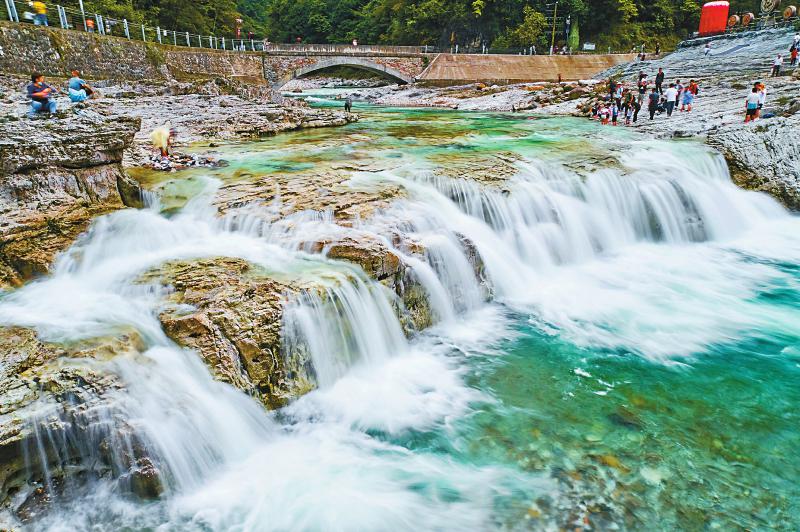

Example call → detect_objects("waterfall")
0 131 796 529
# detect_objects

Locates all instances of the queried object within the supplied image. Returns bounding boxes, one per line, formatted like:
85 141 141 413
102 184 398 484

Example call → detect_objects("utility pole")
550 0 558 55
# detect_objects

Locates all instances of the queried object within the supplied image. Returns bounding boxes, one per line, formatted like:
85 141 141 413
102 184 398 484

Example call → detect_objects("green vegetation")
84 0 765 51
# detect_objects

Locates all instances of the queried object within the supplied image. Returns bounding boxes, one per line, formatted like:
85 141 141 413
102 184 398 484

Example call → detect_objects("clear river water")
1 96 799 530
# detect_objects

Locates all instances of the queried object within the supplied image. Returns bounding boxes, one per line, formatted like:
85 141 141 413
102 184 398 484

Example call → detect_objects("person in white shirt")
771 54 783 77
704 42 711 56
745 87 761 123
794 33 800 48
663 83 678 117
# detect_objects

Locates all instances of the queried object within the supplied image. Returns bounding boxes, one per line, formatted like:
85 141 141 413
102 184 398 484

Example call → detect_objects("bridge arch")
275 57 415 88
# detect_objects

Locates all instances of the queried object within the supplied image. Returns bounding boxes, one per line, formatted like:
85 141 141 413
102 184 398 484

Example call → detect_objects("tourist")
30 0 47 26
67 70 95 102
655 42 661 56
611 102 619 126
599 105 610 125
771 54 783 77
744 87 760 123
150 125 176 158
704 42 711 56
791 46 798 67
680 82 695 112
26 72 58 118
624 102 634 125
86 18 95 33
647 88 659 120
663 83 677 117
637 75 648 105
608 77 617 98
794 33 800 49
344 96 353 112
674 79 683 107
756 82 766 118
655 68 664 94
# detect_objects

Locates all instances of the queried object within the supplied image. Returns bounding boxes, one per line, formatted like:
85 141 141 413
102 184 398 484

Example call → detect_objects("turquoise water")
142 98 800 528
5 96 800 530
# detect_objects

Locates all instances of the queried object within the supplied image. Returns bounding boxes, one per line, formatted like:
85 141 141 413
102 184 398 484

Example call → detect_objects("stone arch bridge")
262 45 426 88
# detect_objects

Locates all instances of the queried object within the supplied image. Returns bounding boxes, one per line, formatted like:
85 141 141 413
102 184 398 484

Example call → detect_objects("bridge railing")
263 43 427 56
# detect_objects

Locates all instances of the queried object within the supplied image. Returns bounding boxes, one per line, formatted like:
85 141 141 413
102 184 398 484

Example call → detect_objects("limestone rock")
708 115 800 210
141 258 314 408
0 114 142 289
0 327 144 510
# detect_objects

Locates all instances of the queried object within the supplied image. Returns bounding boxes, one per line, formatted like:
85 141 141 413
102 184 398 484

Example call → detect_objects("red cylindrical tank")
699 1 731 35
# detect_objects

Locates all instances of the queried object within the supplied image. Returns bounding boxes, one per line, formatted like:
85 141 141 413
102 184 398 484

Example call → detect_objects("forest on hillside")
83 0 765 50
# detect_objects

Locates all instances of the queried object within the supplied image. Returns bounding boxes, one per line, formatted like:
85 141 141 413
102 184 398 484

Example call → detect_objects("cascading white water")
0 133 797 529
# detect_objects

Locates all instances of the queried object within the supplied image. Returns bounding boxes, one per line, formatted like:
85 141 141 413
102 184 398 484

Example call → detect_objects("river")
1 97 798 530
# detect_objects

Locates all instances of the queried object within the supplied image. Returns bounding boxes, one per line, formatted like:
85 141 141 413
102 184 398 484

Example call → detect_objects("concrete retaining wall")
420 53 637 83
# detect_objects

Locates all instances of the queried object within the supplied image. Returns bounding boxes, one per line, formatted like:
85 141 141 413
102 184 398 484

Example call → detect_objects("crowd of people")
590 71 701 126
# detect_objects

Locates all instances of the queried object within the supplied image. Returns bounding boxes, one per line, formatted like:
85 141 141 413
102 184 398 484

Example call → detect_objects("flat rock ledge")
0 114 142 289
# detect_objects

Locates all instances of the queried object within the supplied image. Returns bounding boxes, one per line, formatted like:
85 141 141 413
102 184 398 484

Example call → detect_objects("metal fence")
2 0 654 56
3 0 265 51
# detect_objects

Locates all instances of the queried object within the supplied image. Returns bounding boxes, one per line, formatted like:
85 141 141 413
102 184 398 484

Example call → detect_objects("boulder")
141 258 314 408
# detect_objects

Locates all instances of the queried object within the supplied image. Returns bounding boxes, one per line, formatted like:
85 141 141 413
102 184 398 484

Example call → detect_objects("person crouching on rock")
151 125 176 159
26 72 58 118
67 70 96 103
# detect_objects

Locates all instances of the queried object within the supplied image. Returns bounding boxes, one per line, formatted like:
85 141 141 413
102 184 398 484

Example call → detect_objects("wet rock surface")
140 258 313 408
0 326 144 521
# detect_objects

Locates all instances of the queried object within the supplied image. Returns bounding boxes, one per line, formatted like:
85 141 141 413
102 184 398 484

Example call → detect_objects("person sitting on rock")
26 72 58 118
67 70 96 103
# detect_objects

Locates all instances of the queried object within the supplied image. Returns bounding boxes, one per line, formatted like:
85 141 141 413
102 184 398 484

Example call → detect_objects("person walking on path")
771 54 783 77
26 72 58 118
755 82 766 118
31 0 48 25
791 47 798 67
655 68 665 94
704 42 711 56
663 83 677 117
744 87 761 123
647 88 660 120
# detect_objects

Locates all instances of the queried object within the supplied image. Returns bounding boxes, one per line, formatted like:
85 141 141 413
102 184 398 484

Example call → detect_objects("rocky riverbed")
1 27 800 529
